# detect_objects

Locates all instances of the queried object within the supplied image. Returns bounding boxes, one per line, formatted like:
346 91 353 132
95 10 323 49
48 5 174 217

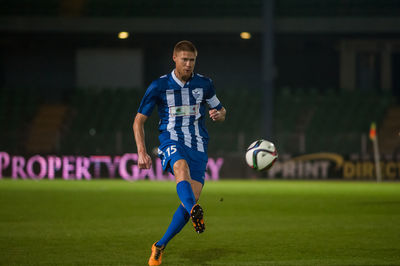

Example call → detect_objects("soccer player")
133 40 226 266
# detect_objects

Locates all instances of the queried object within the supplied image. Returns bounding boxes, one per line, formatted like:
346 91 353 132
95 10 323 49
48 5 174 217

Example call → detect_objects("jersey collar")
171 69 194 88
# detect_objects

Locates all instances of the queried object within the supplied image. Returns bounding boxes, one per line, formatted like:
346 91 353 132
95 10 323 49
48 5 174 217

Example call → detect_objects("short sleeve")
205 79 223 110
137 81 159 116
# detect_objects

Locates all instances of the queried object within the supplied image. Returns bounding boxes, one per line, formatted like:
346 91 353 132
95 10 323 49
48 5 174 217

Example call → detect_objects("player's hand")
209 108 226 122
138 152 152 169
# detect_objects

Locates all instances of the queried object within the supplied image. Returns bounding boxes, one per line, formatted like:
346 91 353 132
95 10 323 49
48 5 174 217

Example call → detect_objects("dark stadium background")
1 0 400 179
1 2 400 266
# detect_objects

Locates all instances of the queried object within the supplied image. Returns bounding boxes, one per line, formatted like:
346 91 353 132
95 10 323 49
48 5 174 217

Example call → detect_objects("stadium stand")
379 106 400 154
26 104 68 154
275 88 393 154
61 87 395 155
0 87 394 155
59 88 159 155
0 88 39 154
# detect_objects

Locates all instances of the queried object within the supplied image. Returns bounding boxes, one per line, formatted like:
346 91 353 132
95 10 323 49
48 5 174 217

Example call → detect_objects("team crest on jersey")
192 88 203 103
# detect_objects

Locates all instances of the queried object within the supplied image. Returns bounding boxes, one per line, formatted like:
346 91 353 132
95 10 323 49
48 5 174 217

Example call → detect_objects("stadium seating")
275 88 393 154
0 88 39 153
0 87 394 155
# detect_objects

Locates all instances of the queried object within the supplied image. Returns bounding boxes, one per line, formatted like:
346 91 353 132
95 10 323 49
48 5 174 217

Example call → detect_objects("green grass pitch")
1 179 400 265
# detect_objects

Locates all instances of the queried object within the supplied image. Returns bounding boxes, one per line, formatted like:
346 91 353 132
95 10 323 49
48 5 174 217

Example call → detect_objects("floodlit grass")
0 179 400 265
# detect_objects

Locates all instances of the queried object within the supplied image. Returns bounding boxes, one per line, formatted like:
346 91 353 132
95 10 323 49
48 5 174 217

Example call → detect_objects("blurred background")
1 0 400 178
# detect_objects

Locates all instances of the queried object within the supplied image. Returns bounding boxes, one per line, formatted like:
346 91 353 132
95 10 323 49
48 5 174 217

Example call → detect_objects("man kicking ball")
133 40 226 265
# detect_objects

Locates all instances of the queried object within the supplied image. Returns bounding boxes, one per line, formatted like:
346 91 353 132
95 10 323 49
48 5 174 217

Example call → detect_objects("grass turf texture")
0 180 400 266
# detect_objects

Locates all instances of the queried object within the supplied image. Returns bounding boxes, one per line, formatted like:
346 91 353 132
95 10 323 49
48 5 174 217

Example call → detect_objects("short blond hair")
173 40 198 56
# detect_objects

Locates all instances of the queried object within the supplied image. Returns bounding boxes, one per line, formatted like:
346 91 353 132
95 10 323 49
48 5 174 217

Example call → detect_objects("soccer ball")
245 139 278 171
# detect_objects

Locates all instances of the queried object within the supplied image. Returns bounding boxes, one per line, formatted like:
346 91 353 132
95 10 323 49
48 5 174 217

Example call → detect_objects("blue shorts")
158 140 208 185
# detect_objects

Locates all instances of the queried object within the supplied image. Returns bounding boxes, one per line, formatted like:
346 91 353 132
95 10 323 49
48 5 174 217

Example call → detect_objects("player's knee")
173 159 191 182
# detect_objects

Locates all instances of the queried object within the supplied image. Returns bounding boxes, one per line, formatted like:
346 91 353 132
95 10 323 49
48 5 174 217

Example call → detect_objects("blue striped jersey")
138 70 223 153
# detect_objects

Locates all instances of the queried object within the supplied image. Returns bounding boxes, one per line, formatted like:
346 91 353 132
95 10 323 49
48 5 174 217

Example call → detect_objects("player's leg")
186 147 208 234
155 176 204 249
154 204 189 248
149 144 204 265
174 159 206 233
189 179 205 233
158 142 197 213
149 144 189 265
150 147 194 248
173 159 196 213
190 179 203 202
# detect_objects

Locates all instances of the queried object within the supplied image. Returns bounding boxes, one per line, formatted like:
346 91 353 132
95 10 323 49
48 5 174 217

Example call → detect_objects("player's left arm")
206 78 226 122
209 107 226 122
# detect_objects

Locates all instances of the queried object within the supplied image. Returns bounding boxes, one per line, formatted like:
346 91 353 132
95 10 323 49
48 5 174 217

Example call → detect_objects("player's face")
173 51 196 81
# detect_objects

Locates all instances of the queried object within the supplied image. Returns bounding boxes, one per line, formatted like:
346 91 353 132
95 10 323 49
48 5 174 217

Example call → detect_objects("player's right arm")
133 113 152 169
134 80 159 169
